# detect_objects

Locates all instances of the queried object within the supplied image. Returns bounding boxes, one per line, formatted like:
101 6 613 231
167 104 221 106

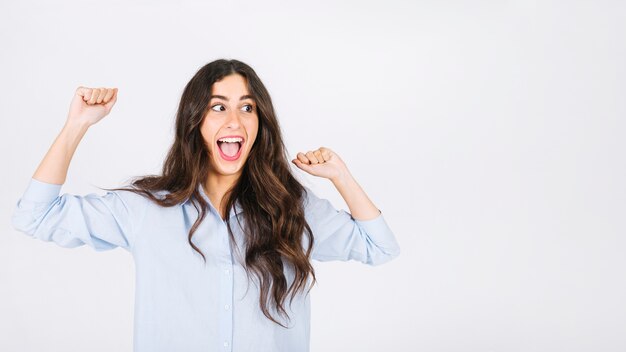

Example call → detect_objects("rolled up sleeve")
11 178 143 252
303 186 400 266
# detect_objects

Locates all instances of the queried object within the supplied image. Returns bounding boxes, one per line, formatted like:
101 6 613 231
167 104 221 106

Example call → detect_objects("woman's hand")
66 86 118 128
292 147 350 183
293 147 382 221
32 86 117 185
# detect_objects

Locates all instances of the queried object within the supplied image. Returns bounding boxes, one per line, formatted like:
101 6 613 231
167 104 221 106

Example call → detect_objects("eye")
211 104 225 112
241 104 254 113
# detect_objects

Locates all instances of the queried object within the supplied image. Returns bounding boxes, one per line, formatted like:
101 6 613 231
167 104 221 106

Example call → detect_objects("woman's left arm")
292 147 401 265
293 147 379 221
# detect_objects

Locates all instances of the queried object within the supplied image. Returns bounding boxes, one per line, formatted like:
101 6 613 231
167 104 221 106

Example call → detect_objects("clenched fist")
66 86 118 127
292 147 350 183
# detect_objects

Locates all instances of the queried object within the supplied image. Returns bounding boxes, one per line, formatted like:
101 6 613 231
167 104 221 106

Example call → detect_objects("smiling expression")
200 73 259 178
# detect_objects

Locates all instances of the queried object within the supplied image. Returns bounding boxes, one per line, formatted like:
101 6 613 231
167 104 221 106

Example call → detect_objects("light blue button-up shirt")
11 177 400 352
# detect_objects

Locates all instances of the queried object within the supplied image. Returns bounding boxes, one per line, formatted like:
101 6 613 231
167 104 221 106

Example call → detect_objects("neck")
204 171 240 219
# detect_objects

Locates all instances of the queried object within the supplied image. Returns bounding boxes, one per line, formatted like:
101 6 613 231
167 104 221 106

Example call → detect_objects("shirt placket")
218 220 234 351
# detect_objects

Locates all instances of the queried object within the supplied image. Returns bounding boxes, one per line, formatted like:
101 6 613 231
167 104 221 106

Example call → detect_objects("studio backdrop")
1 1 624 351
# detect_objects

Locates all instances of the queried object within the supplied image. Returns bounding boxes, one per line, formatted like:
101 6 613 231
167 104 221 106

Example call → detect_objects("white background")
1 0 625 351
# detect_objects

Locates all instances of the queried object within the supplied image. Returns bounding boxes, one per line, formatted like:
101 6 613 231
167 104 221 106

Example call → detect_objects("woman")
11 59 400 352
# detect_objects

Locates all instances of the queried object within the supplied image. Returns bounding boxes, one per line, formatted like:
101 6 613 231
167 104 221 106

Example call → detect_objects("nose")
225 109 241 129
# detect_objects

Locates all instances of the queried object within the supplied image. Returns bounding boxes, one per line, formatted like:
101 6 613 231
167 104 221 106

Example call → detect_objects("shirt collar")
195 183 244 218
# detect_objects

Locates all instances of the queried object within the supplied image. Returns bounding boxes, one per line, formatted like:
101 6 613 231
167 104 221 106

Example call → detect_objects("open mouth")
216 136 244 161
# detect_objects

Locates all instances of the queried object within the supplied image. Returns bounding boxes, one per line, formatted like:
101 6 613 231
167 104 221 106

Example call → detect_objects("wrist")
63 120 90 135
331 169 354 188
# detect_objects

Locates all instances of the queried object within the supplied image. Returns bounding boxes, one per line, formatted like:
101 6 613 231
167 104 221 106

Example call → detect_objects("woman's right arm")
11 87 145 252
34 86 118 185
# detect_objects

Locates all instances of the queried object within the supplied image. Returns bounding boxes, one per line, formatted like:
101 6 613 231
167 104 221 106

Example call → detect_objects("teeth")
218 137 243 143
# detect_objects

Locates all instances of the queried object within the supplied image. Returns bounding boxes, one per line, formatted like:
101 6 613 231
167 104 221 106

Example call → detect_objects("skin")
291 148 382 222
33 86 117 186
33 80 382 225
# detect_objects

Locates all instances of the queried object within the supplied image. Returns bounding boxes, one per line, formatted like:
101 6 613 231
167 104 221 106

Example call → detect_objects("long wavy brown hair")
104 59 316 327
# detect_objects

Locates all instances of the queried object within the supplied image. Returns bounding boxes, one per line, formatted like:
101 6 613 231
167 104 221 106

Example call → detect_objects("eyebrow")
210 94 255 101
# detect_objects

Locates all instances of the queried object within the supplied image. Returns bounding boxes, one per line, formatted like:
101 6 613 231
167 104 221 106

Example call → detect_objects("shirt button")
224 269 230 275
225 304 230 310
224 341 229 347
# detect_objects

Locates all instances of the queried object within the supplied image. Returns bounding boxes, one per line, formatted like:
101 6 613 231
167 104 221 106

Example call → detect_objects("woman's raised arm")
293 147 401 265
33 86 118 185
11 86 145 252
293 146 381 220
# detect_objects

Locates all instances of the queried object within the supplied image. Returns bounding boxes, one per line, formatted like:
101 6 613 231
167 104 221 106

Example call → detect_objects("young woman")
11 59 400 352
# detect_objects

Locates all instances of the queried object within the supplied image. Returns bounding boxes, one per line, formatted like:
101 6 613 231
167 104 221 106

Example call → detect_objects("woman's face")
201 73 259 178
